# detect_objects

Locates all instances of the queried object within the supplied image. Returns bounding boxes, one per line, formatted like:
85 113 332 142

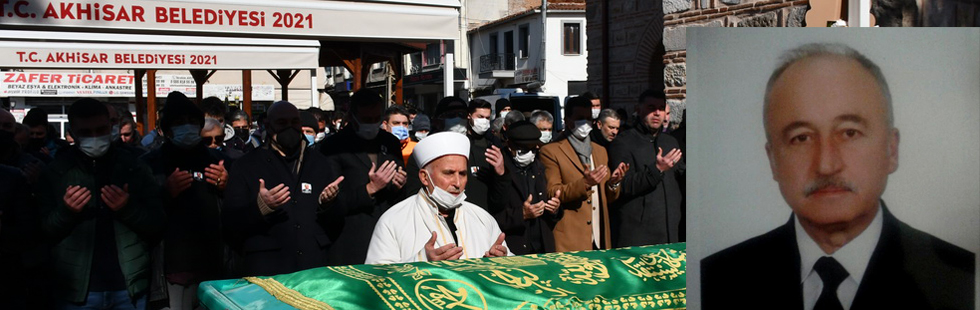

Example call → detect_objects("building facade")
469 0 589 105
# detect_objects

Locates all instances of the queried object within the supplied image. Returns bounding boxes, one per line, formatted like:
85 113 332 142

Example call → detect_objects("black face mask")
234 128 250 140
274 127 302 154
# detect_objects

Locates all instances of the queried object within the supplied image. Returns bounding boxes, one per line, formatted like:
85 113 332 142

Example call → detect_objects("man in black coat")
139 92 231 308
402 97 511 212
608 90 684 247
701 43 974 309
490 121 562 255
223 101 343 276
319 89 407 266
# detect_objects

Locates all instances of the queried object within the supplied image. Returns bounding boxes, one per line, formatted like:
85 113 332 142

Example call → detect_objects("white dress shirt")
796 204 883 310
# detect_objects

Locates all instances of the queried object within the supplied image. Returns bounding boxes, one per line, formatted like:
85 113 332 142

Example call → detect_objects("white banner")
0 0 458 41
0 40 319 69
0 72 136 97
1 71 276 100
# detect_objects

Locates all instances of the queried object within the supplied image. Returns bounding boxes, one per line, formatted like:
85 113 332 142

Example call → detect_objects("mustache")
804 177 855 197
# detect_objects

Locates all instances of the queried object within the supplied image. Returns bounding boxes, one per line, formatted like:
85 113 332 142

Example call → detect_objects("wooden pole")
134 69 146 135
146 70 158 132
242 70 252 118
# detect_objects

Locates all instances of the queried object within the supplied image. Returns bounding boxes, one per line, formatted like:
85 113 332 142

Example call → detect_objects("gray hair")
764 43 894 140
503 109 526 127
596 108 620 123
529 110 554 125
202 118 222 133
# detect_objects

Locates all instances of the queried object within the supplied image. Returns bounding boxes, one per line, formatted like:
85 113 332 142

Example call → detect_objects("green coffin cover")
199 243 686 310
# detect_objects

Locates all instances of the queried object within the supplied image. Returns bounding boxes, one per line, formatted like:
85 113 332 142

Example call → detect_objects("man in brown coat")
540 97 627 252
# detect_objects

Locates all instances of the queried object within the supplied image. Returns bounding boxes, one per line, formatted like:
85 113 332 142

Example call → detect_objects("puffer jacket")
36 146 166 303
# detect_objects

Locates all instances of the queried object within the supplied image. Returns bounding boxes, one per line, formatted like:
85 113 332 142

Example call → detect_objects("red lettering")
223 10 234 24
249 11 260 26
102 4 115 20
238 10 246 25
0 0 7 16
2 73 14 83
155 7 166 22
59 2 74 19
180 8 191 24
42 3 57 18
115 5 130 21
192 8 202 24
14 74 26 83
76 3 92 20
169 7 178 23
204 9 216 24
132 5 144 21
14 1 29 17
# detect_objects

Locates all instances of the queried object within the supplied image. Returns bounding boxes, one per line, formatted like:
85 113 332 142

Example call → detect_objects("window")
518 25 530 58
423 43 441 67
504 31 515 70
563 23 581 55
489 33 498 55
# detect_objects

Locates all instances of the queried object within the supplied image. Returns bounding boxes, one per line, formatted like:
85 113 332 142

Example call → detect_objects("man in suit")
320 89 407 266
223 101 343 276
539 97 626 252
701 43 975 310
608 90 684 247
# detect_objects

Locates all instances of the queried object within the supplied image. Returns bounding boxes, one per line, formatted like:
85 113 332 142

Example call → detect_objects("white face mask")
315 132 326 143
415 132 429 140
513 150 535 167
539 131 552 144
355 117 381 140
444 117 467 134
591 108 601 120
170 124 202 148
78 134 111 158
471 118 490 135
499 111 510 119
572 120 592 139
424 171 466 210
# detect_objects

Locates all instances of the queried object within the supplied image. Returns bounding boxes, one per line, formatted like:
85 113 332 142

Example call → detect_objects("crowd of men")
0 87 686 310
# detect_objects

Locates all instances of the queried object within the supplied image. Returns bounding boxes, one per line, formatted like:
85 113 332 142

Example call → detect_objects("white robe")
365 190 512 264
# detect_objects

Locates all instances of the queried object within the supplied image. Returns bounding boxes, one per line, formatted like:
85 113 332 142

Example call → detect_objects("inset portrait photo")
685 28 979 310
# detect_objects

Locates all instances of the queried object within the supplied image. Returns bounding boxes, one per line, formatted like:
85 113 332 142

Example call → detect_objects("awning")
0 30 320 70
0 0 460 41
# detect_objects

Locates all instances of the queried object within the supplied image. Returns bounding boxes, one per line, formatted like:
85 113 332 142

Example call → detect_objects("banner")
0 0 458 41
199 243 687 310
0 40 319 69
0 72 135 97
1 71 276 100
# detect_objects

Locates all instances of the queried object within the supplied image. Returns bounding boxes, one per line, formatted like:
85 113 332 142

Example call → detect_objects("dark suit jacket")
608 127 685 247
319 127 405 266
223 146 339 276
701 204 975 310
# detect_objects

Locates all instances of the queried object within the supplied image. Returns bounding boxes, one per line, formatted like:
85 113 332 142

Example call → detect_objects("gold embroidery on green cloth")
213 244 688 310
616 248 686 282
244 276 335 310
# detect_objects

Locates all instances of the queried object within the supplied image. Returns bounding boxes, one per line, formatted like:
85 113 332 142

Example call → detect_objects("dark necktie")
813 256 849 310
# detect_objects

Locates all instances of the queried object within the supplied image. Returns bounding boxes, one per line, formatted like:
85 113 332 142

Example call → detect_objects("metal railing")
479 53 516 73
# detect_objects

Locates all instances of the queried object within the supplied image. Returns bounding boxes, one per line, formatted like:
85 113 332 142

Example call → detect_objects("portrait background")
684 28 980 309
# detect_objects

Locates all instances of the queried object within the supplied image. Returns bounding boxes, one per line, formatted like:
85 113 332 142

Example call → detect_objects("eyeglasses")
203 135 225 145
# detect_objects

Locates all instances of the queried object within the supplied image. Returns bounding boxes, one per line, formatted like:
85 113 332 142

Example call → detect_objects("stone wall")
660 0 809 125
584 0 663 112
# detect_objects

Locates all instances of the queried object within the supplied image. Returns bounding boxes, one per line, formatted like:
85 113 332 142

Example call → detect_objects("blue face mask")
170 124 202 149
391 126 410 141
304 134 315 146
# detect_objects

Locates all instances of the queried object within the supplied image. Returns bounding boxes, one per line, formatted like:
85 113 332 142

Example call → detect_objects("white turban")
413 132 470 168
